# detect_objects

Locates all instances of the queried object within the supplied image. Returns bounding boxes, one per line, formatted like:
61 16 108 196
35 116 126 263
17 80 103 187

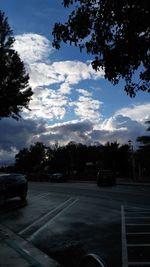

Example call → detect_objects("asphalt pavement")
0 181 150 267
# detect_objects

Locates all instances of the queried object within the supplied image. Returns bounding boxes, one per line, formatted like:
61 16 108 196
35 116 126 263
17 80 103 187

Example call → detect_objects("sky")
0 0 150 165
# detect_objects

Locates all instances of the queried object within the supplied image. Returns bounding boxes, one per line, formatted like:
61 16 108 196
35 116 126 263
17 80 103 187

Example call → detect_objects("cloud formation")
14 33 104 89
13 33 104 122
14 33 54 64
115 103 150 122
71 94 102 121
1 33 149 165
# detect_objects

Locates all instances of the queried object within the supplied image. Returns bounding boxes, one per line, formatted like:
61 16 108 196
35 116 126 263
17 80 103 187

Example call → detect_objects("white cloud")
14 33 54 64
76 89 92 97
115 103 150 122
27 60 104 88
13 33 105 122
94 114 146 146
23 87 68 120
58 83 72 95
14 33 104 89
1 32 148 164
71 95 102 121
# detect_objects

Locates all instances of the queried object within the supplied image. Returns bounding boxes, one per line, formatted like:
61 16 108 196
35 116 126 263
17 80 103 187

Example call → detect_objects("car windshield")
0 173 25 182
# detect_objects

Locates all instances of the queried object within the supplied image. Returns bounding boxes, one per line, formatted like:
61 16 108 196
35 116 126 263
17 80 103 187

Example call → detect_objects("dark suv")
0 173 28 203
97 170 116 186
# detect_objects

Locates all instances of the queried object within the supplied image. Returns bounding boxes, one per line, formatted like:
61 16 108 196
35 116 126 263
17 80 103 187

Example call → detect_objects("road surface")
0 181 150 267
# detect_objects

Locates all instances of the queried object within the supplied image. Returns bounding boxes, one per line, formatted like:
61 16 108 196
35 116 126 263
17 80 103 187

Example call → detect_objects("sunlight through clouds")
14 33 54 64
13 33 104 122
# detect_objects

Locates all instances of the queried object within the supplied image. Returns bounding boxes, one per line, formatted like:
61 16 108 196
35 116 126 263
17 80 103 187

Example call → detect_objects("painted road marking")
28 198 79 241
126 217 150 219
127 244 150 247
126 223 150 226
19 197 74 235
123 206 150 267
127 232 150 235
31 193 50 202
128 262 150 266
121 205 128 267
126 206 150 211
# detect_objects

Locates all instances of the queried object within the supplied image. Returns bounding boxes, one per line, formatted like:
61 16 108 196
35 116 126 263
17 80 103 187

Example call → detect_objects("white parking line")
121 205 128 267
128 244 150 247
126 223 150 226
127 232 150 235
128 262 150 266
126 217 150 219
126 214 150 215
31 193 50 202
18 197 74 235
126 206 150 211
28 198 79 241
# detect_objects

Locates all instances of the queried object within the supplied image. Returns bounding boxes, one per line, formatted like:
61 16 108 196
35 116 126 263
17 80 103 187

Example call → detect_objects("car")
97 170 116 186
0 173 28 203
50 173 65 182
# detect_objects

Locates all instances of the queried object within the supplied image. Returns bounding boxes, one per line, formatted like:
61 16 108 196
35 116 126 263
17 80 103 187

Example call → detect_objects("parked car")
0 173 28 203
97 170 116 186
27 172 51 182
50 173 65 182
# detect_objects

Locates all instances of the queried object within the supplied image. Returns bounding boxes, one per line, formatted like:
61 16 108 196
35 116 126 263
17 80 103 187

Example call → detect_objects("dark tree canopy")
136 121 150 178
0 10 33 119
53 0 150 97
137 121 150 151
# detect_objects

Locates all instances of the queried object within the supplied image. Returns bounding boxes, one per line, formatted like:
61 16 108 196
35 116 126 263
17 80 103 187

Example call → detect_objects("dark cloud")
36 120 94 145
0 115 147 165
0 117 46 164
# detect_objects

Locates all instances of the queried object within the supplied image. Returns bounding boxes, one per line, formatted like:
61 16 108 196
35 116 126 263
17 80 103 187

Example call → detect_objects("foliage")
52 0 150 97
136 121 150 178
15 142 51 173
0 10 33 119
137 121 150 149
14 140 131 178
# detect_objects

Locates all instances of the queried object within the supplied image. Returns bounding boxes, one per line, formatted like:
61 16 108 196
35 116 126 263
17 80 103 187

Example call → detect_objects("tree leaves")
0 10 33 119
52 0 150 97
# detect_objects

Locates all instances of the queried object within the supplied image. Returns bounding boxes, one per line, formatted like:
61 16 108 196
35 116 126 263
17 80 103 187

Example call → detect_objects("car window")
0 173 26 183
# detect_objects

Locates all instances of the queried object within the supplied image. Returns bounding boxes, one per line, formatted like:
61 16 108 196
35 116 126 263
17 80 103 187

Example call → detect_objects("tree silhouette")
53 0 150 97
15 142 48 173
136 121 150 178
137 121 150 150
14 141 133 179
0 10 33 119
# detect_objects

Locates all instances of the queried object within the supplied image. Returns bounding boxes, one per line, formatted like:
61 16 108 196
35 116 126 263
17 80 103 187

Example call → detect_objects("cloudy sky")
0 0 150 164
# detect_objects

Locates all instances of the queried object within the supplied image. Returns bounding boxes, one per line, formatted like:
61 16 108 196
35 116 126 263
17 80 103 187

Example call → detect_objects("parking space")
1 182 150 267
122 205 150 267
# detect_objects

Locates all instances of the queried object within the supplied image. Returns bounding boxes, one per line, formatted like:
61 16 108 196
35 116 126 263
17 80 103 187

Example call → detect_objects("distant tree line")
0 122 149 181
13 141 132 180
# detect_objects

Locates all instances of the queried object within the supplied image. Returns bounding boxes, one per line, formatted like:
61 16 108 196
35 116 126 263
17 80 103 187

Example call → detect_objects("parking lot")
0 182 150 267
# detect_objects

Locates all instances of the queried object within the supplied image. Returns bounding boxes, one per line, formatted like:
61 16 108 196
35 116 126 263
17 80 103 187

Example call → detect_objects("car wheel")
78 253 107 267
20 189 27 201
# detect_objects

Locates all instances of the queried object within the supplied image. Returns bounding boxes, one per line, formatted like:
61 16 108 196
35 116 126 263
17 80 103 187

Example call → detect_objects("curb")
0 224 62 267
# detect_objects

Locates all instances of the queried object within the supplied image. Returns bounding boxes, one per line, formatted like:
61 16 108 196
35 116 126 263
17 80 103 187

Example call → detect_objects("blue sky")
0 0 150 164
